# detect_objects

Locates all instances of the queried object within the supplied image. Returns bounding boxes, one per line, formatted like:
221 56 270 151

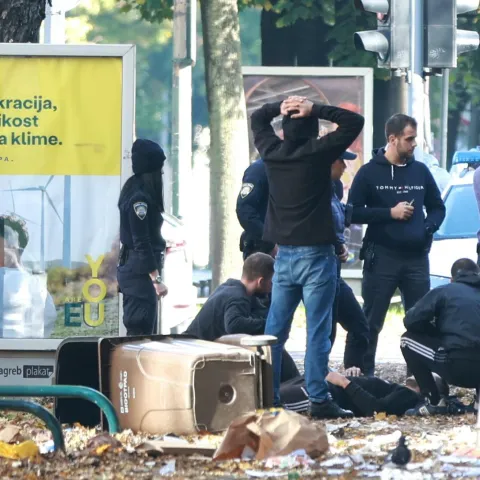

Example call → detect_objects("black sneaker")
446 396 470 415
308 400 354 419
405 397 448 416
465 397 478 414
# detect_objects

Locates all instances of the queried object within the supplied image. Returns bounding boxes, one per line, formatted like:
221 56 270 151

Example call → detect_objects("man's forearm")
311 104 364 128
251 102 282 132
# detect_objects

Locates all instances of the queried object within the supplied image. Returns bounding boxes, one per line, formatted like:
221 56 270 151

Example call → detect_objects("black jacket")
236 158 275 253
404 273 480 351
184 279 266 341
118 188 166 275
349 148 445 253
251 102 364 246
280 375 420 417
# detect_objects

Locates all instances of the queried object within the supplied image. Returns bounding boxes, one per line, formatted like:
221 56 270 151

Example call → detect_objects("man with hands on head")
251 94 364 418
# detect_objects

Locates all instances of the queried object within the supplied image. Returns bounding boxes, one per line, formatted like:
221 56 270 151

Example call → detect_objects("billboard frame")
0 43 135 351
242 66 374 280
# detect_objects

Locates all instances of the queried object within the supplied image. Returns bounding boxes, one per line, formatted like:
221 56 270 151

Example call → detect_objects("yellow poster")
0 57 122 176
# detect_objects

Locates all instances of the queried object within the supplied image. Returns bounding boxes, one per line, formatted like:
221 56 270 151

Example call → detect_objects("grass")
291 303 404 329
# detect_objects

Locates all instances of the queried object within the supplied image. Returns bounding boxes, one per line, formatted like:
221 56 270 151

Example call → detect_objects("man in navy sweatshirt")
349 114 446 376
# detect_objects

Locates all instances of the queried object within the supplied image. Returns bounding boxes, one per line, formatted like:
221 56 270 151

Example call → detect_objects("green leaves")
116 0 174 22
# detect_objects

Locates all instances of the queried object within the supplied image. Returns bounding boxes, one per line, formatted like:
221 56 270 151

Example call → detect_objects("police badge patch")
240 183 254 199
133 202 148 220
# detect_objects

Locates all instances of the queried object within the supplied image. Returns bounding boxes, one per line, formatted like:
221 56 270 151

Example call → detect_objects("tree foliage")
117 0 334 25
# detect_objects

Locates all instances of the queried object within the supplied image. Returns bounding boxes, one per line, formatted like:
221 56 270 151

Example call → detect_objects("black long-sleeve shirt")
404 273 480 352
250 102 364 246
184 279 265 340
332 377 420 417
119 189 166 274
280 375 420 416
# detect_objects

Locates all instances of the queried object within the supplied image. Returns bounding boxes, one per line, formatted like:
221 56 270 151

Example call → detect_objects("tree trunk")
201 0 249 289
0 0 48 42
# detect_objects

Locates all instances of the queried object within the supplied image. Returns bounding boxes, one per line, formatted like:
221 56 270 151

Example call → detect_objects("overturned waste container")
110 338 258 434
54 334 273 435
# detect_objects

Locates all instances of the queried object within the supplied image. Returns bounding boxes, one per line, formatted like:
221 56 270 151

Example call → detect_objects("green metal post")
0 385 120 433
0 399 65 452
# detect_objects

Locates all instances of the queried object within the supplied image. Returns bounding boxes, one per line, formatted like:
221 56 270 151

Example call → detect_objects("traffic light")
353 0 410 70
424 0 480 68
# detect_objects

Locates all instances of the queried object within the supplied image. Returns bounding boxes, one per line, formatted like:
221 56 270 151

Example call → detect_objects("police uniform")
117 139 166 336
236 159 275 260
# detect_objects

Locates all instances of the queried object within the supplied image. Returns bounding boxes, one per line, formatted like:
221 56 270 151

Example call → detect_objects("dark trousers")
331 260 369 371
281 350 300 382
362 245 430 376
401 331 480 405
250 292 299 382
117 267 158 336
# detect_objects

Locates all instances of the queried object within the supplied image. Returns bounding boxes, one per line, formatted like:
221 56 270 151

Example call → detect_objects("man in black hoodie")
349 114 446 376
401 258 480 416
184 253 274 340
251 95 364 419
184 252 301 383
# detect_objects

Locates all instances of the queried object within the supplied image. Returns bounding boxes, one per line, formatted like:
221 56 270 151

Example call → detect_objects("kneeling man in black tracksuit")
401 258 480 416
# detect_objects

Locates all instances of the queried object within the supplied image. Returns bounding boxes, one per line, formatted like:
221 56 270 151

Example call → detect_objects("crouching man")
183 252 300 381
401 258 480 416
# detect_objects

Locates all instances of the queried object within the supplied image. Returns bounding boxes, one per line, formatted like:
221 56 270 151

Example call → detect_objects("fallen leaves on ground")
0 363 478 478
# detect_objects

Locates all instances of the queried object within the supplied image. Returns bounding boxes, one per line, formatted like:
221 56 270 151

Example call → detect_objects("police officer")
236 158 277 259
117 139 168 336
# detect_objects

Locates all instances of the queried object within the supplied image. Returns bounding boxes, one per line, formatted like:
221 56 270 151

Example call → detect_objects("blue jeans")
265 245 336 404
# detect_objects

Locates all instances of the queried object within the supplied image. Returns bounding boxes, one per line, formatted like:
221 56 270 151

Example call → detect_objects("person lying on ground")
280 370 458 417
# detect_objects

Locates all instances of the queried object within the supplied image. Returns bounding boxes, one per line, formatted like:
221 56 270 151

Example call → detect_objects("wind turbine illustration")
7 181 39 226
6 176 63 271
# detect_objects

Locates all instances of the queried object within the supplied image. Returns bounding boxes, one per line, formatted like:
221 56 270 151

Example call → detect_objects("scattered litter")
264 449 314 469
158 459 176 475
245 470 284 478
320 456 353 468
372 430 402 446
214 410 328 460
38 439 55 454
0 440 39 460
86 433 122 451
0 425 22 443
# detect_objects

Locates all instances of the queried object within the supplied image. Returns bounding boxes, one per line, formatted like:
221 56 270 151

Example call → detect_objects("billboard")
242 67 373 271
0 45 135 346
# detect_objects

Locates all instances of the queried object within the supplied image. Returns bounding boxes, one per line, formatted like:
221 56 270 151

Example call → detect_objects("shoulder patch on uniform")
133 202 148 220
240 183 254 199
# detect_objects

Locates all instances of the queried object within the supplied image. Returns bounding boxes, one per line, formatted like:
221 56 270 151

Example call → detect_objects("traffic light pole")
407 0 424 162
440 69 450 169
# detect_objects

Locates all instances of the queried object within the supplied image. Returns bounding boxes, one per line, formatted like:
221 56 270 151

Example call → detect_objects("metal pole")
171 0 195 219
440 69 450 169
43 1 72 268
408 0 425 163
